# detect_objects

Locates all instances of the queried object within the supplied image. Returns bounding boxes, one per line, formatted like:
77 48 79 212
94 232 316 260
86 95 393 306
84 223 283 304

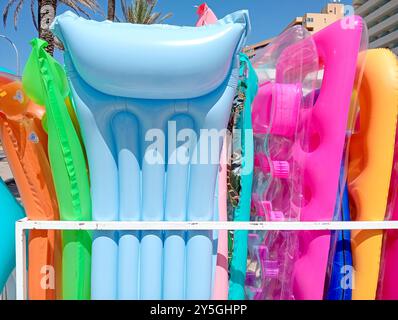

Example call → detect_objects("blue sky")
0 0 352 73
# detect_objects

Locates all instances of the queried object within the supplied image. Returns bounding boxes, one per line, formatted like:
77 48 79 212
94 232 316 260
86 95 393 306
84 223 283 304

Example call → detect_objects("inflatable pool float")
0 179 25 293
250 16 364 300
23 39 92 300
289 17 363 300
228 53 257 300
249 25 318 300
348 49 398 300
326 179 353 300
195 5 229 300
378 121 398 300
0 69 61 300
1 270 16 300
348 48 398 300
51 10 250 299
195 3 258 301
326 87 357 301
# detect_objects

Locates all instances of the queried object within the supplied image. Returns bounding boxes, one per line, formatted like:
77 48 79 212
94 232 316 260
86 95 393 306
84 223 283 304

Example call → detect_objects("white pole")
16 218 398 231
14 217 398 300
15 219 27 300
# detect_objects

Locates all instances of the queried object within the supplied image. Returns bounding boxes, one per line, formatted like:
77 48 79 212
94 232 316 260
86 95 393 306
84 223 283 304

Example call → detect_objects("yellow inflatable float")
348 48 398 300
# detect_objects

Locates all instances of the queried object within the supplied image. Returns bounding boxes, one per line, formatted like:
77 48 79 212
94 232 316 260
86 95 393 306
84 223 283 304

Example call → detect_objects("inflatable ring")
0 179 25 293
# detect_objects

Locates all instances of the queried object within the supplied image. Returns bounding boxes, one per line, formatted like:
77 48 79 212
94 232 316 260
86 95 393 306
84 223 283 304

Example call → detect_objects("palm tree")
2 0 100 55
107 0 115 21
121 0 172 24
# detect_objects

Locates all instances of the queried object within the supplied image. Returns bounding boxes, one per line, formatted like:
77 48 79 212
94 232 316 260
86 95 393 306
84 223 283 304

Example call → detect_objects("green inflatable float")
23 38 92 300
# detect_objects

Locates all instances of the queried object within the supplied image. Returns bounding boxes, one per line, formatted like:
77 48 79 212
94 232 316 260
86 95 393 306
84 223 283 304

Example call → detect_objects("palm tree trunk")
108 0 116 21
38 0 57 55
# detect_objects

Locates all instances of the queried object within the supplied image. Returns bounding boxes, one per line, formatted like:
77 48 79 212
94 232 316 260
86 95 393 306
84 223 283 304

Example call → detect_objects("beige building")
286 3 345 33
354 0 398 54
246 2 345 56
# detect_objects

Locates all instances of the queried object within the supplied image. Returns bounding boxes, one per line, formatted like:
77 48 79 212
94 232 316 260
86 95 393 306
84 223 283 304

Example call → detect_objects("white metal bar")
15 218 398 300
15 219 27 300
16 219 398 231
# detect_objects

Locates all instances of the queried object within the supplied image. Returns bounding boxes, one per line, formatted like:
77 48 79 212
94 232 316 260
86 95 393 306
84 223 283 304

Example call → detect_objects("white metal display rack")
15 218 398 300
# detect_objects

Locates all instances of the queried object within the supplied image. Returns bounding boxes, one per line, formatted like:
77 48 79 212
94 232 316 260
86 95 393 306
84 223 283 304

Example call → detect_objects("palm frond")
30 0 38 31
67 0 100 11
143 0 156 24
153 11 172 24
2 0 18 27
60 0 101 18
122 0 172 24
146 11 160 24
60 0 90 18
76 0 101 13
13 0 25 30
136 0 147 24
3 0 101 30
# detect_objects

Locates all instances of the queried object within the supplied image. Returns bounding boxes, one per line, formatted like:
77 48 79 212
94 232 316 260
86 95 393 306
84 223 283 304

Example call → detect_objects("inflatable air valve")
0 179 25 293
51 10 250 300
23 38 92 300
348 49 398 300
0 70 61 300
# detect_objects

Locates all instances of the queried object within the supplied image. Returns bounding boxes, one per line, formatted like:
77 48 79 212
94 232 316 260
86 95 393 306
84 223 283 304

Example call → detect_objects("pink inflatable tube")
251 17 364 299
289 17 363 300
213 139 229 300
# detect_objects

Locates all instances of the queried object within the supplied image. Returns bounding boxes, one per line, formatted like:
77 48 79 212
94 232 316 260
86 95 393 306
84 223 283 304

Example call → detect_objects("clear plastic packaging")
247 25 318 300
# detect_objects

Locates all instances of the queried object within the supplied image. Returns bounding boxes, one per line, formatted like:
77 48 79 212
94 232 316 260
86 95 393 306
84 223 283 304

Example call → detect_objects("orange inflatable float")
0 70 61 300
348 49 398 300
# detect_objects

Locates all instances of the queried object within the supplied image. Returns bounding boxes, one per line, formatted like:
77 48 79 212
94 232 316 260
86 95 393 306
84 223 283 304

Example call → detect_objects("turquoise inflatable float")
0 179 25 291
0 66 25 293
